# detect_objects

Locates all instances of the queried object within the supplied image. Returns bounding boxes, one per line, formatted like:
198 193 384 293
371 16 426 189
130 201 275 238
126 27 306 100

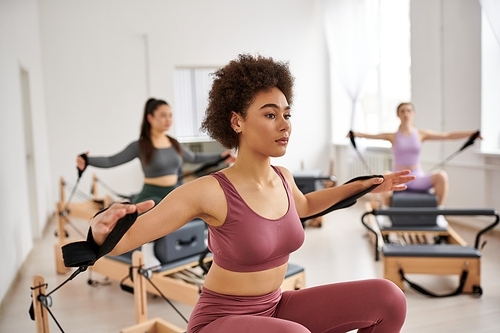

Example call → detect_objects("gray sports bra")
87 140 222 178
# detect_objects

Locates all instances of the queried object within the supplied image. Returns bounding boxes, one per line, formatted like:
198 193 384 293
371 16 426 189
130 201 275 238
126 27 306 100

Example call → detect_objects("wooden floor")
1 199 499 333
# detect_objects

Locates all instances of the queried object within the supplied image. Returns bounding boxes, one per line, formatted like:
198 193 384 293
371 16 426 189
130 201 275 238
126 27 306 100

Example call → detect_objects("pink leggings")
187 278 407 333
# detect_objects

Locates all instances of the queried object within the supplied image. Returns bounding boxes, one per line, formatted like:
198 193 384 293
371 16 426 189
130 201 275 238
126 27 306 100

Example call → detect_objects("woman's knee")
374 279 407 319
433 170 448 185
205 315 311 333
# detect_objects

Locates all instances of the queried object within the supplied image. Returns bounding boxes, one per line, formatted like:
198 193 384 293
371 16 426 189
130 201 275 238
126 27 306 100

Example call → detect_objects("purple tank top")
392 128 421 168
208 166 305 273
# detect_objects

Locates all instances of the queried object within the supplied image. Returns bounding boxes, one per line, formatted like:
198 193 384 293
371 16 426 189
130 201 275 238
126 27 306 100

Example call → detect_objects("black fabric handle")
77 153 88 178
348 130 357 149
459 130 480 151
398 267 468 297
62 205 138 268
300 175 383 222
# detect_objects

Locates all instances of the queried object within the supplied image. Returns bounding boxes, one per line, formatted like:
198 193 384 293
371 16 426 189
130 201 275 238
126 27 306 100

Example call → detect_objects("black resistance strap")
61 153 89 214
300 174 383 222
399 267 469 297
348 130 374 174
427 130 481 172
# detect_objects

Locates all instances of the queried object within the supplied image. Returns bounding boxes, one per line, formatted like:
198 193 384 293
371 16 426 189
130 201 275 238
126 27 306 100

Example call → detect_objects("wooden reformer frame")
361 201 499 295
120 251 186 333
30 254 186 333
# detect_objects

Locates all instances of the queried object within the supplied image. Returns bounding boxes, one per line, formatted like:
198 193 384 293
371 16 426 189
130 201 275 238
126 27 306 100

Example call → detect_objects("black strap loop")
62 204 138 268
398 267 469 297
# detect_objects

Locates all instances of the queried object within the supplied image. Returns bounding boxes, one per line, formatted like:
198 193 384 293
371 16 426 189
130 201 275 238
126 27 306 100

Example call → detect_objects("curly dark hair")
201 54 295 149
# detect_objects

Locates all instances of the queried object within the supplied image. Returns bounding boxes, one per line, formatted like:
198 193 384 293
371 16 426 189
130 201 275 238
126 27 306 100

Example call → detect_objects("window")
328 0 411 145
481 11 500 153
361 0 411 136
173 67 217 142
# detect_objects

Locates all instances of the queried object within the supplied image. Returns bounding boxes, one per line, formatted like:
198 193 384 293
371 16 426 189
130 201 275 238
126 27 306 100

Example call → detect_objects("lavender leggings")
403 168 433 192
187 278 407 333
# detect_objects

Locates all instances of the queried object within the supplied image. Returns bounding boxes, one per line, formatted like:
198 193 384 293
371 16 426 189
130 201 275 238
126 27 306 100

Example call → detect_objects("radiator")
346 149 392 179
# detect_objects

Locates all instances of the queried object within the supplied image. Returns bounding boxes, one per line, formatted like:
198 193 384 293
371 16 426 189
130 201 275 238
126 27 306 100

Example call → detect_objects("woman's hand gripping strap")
62 203 138 268
300 175 383 222
77 152 88 178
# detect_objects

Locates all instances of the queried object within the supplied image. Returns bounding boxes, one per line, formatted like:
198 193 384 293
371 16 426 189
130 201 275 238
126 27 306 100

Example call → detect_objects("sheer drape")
479 0 500 45
322 0 380 130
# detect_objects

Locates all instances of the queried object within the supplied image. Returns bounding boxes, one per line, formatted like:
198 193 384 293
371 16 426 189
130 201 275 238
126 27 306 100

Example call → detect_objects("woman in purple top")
350 102 480 207
87 54 415 332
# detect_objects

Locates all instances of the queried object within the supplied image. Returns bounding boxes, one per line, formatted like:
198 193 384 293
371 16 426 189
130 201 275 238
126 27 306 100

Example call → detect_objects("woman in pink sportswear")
89 54 415 332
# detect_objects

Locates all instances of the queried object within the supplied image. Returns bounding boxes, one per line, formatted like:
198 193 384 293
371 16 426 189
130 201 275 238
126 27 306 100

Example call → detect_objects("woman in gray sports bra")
76 98 234 266
77 98 233 203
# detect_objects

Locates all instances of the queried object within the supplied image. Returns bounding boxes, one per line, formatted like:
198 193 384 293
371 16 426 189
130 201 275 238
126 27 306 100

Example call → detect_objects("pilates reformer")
361 207 499 296
348 130 498 297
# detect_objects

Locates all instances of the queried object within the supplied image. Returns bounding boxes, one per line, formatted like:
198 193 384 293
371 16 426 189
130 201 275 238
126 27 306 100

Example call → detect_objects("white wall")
0 0 53 303
410 0 499 210
40 0 331 199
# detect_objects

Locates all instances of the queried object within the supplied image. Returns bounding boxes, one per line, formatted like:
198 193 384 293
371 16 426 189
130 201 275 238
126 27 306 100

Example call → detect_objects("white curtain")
479 0 500 45
322 0 380 130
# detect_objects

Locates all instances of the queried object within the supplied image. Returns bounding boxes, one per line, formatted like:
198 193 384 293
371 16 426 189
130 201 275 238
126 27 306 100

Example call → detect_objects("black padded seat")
390 191 438 227
382 244 481 258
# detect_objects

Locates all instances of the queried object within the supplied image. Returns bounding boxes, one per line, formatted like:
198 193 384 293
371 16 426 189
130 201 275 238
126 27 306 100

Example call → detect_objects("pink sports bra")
392 128 421 168
208 166 305 273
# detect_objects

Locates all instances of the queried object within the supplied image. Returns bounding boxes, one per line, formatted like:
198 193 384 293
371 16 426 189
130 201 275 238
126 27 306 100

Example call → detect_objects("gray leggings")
132 183 176 205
